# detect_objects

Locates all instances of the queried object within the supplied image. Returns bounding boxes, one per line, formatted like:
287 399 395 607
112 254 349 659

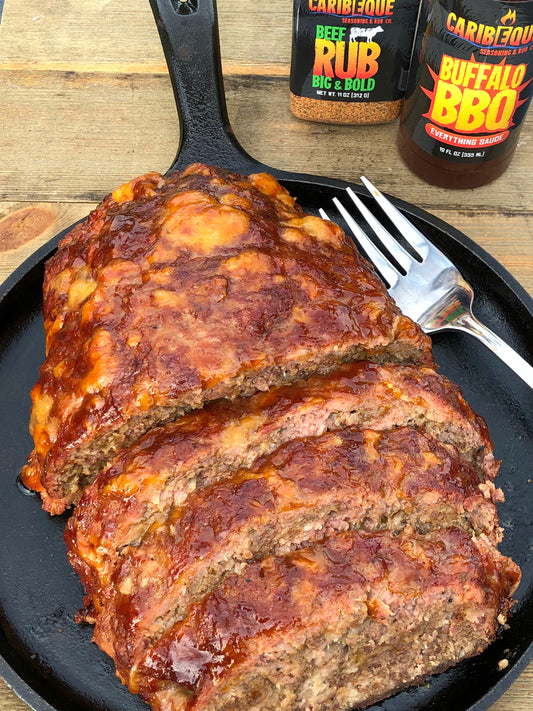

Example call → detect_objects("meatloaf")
22 163 432 514
73 426 504 688
66 360 499 597
24 164 520 711
130 529 520 711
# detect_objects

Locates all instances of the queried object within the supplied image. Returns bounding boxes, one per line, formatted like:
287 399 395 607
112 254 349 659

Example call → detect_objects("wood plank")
430 210 533 294
1 70 532 216
0 0 292 71
0 69 177 201
492 664 533 711
0 201 95 284
0 685 33 711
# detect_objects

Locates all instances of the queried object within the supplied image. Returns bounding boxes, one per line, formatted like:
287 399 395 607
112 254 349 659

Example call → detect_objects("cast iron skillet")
1 1 532 710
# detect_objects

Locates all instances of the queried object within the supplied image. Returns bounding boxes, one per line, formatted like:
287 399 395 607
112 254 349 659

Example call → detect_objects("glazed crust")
134 529 520 711
65 360 498 600
84 426 502 686
24 164 520 711
23 164 432 514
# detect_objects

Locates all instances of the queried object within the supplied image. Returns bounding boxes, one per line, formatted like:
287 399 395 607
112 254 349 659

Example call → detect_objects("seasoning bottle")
290 0 421 125
398 0 533 188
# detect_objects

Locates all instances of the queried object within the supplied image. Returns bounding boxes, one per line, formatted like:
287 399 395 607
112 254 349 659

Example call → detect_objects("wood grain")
1 69 532 206
0 0 292 69
0 202 95 284
0 1 532 710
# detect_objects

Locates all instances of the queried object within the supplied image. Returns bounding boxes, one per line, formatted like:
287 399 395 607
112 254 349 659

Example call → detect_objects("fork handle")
451 312 533 390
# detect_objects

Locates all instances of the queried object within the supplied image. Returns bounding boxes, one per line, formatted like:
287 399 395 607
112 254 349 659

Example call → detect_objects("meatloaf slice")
65 360 498 595
87 427 502 681
22 163 432 514
129 528 520 711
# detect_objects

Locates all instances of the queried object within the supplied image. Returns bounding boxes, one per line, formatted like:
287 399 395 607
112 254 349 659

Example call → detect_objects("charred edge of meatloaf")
132 529 520 711
40 342 432 513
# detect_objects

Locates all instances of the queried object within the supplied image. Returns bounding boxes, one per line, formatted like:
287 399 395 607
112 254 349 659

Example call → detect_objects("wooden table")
0 1 531 710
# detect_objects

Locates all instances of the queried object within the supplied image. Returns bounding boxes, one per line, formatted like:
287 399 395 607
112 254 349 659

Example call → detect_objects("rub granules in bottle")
398 0 533 188
290 0 421 124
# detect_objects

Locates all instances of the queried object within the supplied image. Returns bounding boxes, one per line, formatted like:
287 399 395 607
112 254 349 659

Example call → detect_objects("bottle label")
290 0 420 103
402 0 533 163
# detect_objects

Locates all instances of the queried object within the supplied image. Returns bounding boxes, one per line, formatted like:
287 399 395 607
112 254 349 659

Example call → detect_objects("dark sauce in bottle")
398 0 533 188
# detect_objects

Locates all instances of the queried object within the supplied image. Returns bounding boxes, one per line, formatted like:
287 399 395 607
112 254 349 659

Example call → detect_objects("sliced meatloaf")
129 528 520 711
25 163 521 711
22 163 432 514
85 427 503 682
65 360 498 596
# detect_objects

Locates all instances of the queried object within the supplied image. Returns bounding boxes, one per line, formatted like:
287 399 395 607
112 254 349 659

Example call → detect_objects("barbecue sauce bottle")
398 0 533 188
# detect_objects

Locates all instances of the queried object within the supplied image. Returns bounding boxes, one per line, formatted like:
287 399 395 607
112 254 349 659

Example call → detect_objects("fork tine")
320 204 399 289
360 176 429 260
345 187 412 272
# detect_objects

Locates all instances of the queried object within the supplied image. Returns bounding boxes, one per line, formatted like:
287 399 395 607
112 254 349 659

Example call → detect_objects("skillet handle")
149 0 265 174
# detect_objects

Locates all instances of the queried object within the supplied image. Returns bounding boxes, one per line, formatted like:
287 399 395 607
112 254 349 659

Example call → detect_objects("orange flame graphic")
501 9 517 25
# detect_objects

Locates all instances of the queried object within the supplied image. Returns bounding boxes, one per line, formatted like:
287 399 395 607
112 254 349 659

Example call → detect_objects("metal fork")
320 177 533 389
